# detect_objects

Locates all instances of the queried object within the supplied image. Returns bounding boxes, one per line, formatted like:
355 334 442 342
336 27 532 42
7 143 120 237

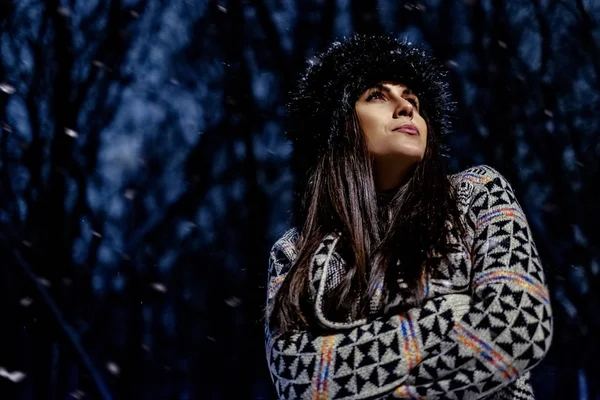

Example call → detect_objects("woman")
264 34 552 400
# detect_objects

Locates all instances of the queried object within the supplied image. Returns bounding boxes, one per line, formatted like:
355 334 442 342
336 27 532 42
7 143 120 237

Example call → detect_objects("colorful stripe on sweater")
454 323 520 381
313 335 335 400
477 206 528 228
474 270 550 305
268 275 286 299
399 314 421 369
464 172 493 185
394 385 424 399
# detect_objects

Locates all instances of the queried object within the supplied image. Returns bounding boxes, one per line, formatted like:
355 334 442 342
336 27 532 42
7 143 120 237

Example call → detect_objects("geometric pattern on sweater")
485 371 535 400
265 165 553 399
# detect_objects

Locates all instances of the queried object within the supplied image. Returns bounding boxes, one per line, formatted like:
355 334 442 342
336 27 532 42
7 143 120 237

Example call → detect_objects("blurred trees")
0 0 598 398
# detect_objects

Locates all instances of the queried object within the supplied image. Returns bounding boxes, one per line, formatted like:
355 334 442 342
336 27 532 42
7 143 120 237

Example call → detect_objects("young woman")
264 34 553 400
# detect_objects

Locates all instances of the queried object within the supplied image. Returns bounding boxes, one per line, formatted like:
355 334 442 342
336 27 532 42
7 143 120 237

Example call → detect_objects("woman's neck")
376 185 400 211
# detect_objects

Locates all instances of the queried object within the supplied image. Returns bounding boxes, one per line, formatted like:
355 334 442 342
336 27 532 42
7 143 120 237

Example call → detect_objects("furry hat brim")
286 34 455 166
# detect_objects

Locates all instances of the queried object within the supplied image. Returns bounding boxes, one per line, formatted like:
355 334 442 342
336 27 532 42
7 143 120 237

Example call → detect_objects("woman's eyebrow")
372 84 416 96
372 83 390 92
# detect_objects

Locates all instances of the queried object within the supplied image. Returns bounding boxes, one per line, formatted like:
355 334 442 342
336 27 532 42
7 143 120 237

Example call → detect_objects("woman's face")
355 81 428 189
355 81 427 162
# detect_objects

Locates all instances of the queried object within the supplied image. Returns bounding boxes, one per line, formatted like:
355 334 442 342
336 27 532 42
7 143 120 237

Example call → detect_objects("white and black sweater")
265 165 553 399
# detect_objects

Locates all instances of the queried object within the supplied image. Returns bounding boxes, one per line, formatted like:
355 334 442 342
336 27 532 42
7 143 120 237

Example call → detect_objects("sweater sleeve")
392 166 553 400
265 230 473 400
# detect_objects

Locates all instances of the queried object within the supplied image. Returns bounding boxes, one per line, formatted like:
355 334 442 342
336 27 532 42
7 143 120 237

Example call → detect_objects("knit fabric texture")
265 165 553 399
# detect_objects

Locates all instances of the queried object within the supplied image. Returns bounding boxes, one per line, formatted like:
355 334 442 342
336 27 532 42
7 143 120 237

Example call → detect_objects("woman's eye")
407 98 420 110
366 91 384 101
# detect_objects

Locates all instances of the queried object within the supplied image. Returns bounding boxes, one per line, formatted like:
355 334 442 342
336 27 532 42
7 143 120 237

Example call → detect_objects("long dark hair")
270 104 468 334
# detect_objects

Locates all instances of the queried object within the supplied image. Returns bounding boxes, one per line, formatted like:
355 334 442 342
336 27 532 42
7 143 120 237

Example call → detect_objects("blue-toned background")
0 0 598 399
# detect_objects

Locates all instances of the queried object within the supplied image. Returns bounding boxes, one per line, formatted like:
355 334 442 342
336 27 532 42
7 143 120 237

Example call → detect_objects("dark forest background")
0 0 598 399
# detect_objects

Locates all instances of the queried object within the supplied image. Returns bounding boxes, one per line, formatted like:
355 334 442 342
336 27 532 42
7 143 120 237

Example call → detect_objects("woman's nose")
394 98 414 119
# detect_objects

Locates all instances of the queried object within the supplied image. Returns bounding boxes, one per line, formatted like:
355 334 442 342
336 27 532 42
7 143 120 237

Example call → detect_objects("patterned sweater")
265 165 553 399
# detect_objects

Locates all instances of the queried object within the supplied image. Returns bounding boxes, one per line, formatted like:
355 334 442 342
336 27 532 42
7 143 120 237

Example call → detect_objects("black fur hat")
286 34 455 176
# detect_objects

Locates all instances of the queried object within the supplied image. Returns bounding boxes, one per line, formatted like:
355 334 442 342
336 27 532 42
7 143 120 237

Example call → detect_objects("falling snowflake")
123 188 136 200
217 4 227 13
92 231 102 238
150 282 167 293
20 297 33 307
591 260 599 275
0 367 26 383
70 390 85 399
92 60 105 68
65 128 78 138
0 83 16 94
37 277 51 287
57 6 71 17
106 361 120 376
224 296 241 307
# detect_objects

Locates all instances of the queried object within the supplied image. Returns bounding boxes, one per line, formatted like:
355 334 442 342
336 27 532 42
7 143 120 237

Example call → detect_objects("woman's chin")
391 148 425 161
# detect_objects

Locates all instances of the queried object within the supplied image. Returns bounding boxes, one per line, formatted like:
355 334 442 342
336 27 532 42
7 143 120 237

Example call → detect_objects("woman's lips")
393 124 419 135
